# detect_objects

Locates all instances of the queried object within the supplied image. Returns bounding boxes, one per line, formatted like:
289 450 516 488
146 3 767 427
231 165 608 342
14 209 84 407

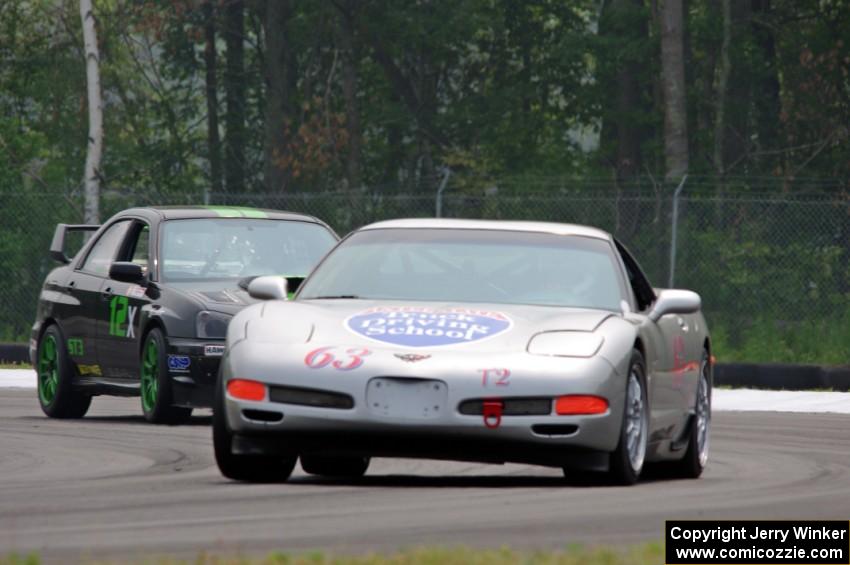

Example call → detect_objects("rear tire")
608 350 648 485
37 325 91 419
300 455 370 478
212 372 296 482
669 350 711 478
140 328 192 424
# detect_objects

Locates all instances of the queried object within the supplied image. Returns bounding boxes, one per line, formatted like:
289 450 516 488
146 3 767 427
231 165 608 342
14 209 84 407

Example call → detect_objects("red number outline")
332 347 371 371
304 346 335 369
481 368 511 387
305 346 371 371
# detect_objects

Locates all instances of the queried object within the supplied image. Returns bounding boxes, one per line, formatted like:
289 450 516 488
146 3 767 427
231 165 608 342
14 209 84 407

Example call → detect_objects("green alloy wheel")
140 338 159 413
140 328 192 424
37 333 59 406
36 325 91 418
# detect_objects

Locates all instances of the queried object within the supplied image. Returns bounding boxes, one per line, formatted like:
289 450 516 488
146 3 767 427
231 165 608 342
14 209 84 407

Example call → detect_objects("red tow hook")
482 399 503 429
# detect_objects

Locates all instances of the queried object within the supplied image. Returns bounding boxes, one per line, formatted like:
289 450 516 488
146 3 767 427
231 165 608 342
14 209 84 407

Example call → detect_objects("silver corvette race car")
213 219 712 485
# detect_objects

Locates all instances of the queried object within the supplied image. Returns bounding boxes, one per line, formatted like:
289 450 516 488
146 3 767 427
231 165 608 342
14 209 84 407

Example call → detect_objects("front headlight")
196 310 232 339
527 331 603 358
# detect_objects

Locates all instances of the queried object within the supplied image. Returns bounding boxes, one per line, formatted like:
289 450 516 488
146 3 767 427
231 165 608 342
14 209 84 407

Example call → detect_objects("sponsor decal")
480 368 511 387
108 296 137 338
168 355 191 372
305 346 371 371
394 353 431 363
204 344 225 357
77 364 102 376
67 338 84 357
127 285 146 299
346 307 512 348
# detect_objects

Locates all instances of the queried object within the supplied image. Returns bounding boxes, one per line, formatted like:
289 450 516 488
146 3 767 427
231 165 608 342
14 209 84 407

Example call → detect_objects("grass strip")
1 543 664 565
0 362 31 370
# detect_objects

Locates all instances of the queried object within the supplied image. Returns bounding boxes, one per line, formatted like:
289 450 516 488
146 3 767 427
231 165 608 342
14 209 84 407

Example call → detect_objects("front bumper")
166 337 226 408
222 342 628 466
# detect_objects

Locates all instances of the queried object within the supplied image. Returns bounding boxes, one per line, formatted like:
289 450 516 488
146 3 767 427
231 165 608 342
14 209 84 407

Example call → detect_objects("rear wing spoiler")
50 223 100 264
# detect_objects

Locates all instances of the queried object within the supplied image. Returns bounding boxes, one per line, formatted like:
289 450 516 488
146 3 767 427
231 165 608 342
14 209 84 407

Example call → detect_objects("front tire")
608 350 649 485
212 373 297 482
140 328 192 424
37 325 91 419
301 455 370 478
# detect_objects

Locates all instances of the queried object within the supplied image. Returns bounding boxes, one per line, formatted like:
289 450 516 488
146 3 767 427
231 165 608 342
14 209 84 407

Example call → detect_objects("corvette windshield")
160 218 336 282
299 228 626 310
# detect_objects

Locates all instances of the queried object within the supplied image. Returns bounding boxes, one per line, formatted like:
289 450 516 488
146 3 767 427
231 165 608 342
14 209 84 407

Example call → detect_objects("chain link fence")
3 178 850 362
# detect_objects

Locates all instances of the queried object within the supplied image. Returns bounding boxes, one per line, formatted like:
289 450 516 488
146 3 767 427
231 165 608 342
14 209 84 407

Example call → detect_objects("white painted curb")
2 369 849 414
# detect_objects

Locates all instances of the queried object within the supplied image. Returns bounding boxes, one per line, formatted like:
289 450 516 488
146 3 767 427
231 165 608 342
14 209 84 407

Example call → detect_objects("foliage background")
1 0 849 363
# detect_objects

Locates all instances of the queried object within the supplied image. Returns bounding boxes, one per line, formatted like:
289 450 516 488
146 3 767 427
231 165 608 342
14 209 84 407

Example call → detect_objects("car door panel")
52 272 102 375
96 221 153 380
97 281 150 378
651 313 690 436
614 240 688 441
64 220 133 380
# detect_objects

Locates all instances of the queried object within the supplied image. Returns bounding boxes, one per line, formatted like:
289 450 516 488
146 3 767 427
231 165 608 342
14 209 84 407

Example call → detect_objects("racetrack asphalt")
2 389 849 564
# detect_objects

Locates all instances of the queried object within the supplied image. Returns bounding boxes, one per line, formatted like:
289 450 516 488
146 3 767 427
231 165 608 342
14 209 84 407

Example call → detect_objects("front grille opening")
242 409 283 423
532 424 579 436
458 397 552 416
269 384 354 409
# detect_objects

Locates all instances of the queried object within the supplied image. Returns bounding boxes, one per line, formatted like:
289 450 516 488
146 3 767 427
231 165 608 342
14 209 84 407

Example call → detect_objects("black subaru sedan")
31 206 337 423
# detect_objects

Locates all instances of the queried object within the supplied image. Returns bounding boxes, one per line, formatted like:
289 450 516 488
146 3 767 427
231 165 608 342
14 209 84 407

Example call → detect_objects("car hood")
253 299 617 353
168 280 259 316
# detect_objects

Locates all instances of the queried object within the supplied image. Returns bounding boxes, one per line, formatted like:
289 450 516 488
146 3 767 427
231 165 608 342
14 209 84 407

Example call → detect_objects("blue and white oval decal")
346 307 512 347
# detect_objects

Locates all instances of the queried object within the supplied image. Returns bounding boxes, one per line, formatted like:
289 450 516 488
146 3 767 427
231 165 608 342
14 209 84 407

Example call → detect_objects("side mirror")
247 275 288 300
648 289 701 322
109 261 146 284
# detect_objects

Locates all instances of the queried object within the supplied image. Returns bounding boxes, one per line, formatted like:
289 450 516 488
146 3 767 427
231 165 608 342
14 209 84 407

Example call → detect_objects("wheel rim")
140 338 159 412
696 359 711 466
38 334 59 406
625 369 647 472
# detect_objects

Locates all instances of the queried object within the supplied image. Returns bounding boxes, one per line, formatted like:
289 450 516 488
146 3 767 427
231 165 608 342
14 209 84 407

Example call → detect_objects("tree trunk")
713 0 731 177
79 0 102 224
693 1 718 171
338 2 362 191
417 47 439 189
660 0 689 182
383 93 404 188
723 0 752 169
224 0 246 193
751 0 780 170
203 0 222 196
262 0 292 193
602 0 648 182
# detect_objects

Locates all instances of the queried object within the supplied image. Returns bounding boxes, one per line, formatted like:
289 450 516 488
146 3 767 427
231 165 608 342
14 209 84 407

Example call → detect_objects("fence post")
668 174 688 288
435 167 451 218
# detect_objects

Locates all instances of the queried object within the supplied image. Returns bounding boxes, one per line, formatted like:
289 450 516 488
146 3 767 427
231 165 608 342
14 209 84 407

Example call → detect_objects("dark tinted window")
80 221 132 276
128 223 150 275
615 240 655 311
